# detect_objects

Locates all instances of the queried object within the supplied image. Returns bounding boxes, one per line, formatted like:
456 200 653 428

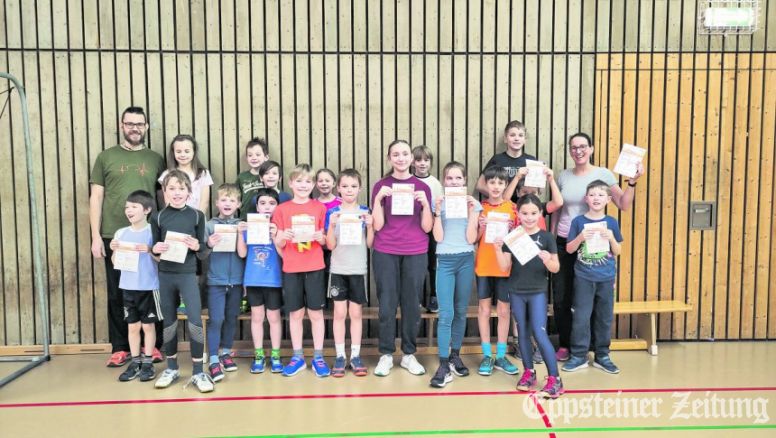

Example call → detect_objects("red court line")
2 386 776 409
529 394 557 438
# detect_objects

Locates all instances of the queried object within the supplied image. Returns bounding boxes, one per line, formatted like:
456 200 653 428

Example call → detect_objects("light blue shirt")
114 224 159 291
436 198 482 255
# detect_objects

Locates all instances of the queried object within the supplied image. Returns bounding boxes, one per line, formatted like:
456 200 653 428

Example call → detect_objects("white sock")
351 344 361 358
335 343 346 358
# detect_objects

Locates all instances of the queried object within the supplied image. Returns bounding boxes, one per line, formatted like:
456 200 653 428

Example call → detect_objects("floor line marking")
528 393 557 438
2 386 775 409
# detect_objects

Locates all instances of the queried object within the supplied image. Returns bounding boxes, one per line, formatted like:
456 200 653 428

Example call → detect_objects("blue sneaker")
270 356 283 373
282 356 307 376
250 357 265 374
478 356 495 376
593 355 620 374
312 356 331 377
494 357 519 375
332 356 346 378
562 355 589 372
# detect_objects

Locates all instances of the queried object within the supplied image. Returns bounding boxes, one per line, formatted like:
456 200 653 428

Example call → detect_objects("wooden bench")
179 300 690 357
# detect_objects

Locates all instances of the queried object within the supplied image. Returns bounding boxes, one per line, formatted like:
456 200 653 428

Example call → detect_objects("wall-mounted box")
689 201 717 230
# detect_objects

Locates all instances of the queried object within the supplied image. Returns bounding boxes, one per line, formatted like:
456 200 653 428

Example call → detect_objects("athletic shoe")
282 356 307 377
516 369 537 392
139 363 156 382
250 357 265 374
494 357 519 375
118 362 141 382
429 364 453 388
478 356 495 376
400 354 426 375
106 351 130 367
350 356 368 377
209 363 224 382
220 354 238 372
186 372 215 393
532 349 544 365
593 355 620 374
270 356 283 373
374 354 394 377
332 356 346 378
154 368 180 389
540 375 565 399
312 356 331 377
240 297 249 313
151 348 164 363
561 356 589 372
555 347 570 362
448 352 469 377
511 342 522 359
426 296 439 313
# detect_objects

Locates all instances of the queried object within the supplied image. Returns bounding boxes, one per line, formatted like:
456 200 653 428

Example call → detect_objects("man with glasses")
89 106 165 367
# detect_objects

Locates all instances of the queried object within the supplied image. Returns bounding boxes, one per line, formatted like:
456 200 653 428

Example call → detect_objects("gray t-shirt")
556 167 617 238
328 204 370 275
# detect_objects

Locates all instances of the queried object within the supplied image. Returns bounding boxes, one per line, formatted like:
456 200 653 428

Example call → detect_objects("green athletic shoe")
494 357 519 375
478 356 495 376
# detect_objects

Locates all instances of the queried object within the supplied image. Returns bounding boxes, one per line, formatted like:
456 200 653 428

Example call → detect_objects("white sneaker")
185 372 215 393
154 368 180 389
400 354 426 375
374 354 394 377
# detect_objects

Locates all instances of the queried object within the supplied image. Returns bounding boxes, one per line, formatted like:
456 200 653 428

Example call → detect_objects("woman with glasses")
551 132 644 363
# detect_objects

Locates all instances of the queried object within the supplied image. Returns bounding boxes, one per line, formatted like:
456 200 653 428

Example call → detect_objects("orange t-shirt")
475 200 518 277
271 199 327 273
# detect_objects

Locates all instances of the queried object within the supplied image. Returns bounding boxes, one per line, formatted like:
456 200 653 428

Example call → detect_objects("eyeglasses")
123 122 146 129
569 145 589 152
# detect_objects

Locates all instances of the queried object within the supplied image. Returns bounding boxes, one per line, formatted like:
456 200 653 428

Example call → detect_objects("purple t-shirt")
371 175 431 255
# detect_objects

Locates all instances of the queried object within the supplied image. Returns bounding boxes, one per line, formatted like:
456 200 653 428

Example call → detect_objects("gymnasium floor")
1 342 775 437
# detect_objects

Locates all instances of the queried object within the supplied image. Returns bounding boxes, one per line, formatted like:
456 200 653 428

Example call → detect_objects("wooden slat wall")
0 0 774 346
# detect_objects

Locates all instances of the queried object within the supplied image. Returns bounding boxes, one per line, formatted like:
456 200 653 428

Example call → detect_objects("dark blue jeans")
570 276 614 358
207 284 242 357
510 291 558 376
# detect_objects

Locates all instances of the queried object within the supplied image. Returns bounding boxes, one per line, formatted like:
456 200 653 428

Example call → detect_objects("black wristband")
628 181 637 187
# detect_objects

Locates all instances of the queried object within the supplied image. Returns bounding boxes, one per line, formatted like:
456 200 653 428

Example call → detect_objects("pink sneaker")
555 347 570 362
516 369 536 392
540 375 565 399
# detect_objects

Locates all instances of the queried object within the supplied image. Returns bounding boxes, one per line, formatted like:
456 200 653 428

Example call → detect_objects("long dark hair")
167 134 208 180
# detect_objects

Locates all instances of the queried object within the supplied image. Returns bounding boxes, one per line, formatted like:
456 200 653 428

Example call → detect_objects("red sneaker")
152 348 164 363
106 351 130 367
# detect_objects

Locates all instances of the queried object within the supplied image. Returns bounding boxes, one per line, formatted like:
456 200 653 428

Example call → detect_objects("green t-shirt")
90 145 165 238
236 170 263 219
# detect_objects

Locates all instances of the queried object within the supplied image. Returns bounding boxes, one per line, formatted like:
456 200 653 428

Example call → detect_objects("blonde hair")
288 163 314 181
442 161 466 180
217 183 241 200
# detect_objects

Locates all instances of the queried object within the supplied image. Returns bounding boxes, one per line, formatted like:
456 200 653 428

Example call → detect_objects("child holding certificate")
203 183 244 383
150 170 211 392
428 162 481 388
474 166 520 377
563 180 623 375
110 190 160 383
493 194 563 398
371 140 433 377
238 188 284 374
272 164 330 377
325 169 374 377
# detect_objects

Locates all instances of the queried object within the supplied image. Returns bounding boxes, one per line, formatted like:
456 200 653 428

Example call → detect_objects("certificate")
503 226 540 265
443 186 468 219
160 231 189 264
524 159 546 188
113 241 140 272
212 224 238 252
613 144 646 178
484 212 511 244
246 213 271 245
583 222 610 254
391 183 415 216
338 213 363 246
291 215 316 243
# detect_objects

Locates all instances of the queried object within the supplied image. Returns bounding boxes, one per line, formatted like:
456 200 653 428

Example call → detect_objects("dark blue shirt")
567 214 623 282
